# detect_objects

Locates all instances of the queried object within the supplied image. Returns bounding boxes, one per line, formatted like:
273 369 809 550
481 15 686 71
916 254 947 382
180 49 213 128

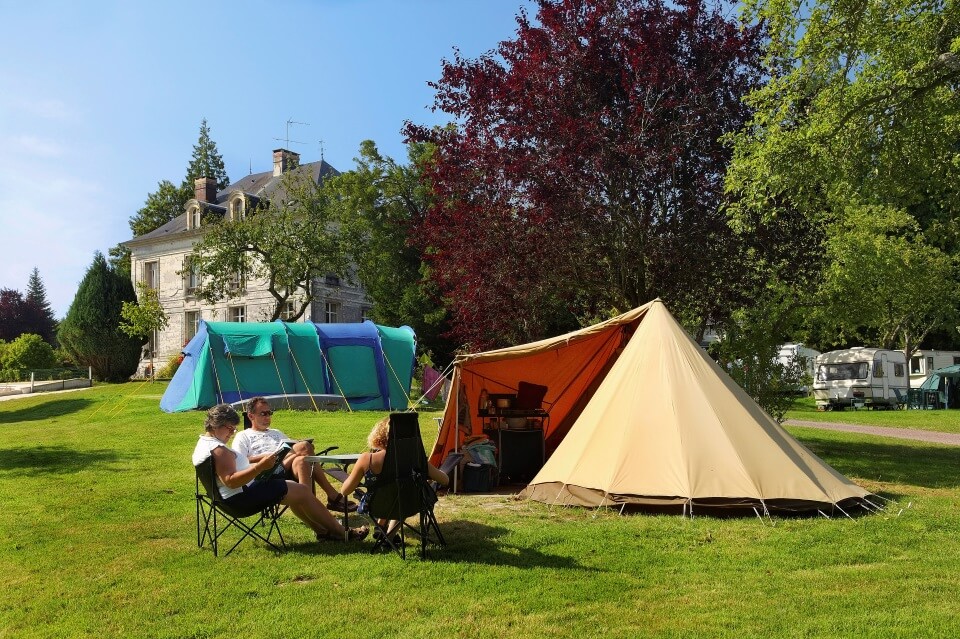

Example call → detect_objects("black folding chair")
350 412 445 559
195 456 286 557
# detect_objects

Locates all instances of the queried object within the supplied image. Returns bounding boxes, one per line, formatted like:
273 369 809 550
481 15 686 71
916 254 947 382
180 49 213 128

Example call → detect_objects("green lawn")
785 396 960 433
2 384 960 638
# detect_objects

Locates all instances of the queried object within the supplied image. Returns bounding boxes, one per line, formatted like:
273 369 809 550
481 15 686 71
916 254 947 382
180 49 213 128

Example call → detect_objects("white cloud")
4 95 77 122
7 134 66 159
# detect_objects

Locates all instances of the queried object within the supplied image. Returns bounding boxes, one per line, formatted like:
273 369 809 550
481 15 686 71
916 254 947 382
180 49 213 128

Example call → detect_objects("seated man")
231 396 356 513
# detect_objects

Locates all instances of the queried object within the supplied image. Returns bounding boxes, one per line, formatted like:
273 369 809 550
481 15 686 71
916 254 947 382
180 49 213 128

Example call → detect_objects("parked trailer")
777 343 821 394
813 347 907 410
908 349 960 388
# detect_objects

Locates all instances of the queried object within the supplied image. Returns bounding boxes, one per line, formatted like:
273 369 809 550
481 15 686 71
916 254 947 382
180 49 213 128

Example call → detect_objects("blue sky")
0 0 534 318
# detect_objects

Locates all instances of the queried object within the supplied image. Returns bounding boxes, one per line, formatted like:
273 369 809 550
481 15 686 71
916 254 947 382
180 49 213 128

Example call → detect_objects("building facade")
123 149 370 377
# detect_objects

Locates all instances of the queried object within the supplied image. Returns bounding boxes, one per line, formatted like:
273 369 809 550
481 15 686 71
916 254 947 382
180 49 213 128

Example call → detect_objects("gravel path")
785 419 960 446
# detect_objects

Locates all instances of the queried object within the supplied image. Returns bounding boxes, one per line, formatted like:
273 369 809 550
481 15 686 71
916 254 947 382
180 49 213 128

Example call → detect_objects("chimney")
194 176 217 203
272 148 300 176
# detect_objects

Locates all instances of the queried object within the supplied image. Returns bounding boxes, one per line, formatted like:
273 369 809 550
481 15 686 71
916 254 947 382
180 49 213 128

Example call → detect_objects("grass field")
2 384 960 638
786 396 960 433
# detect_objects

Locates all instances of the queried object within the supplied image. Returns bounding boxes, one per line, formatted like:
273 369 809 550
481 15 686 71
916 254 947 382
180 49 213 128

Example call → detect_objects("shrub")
0 333 56 370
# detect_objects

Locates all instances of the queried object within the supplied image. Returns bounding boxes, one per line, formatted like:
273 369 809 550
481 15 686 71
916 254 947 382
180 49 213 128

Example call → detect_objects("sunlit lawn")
785 395 960 433
1 384 959 638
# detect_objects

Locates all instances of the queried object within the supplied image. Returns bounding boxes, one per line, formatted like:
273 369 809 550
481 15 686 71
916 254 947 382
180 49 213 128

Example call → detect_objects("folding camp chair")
349 412 445 559
195 456 286 557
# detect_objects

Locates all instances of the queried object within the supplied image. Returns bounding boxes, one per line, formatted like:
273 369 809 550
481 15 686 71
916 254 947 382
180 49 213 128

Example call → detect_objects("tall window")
184 311 200 342
227 270 243 292
231 198 244 221
324 301 340 323
229 306 246 323
188 206 201 229
184 257 199 294
144 261 159 291
361 307 371 323
281 301 297 321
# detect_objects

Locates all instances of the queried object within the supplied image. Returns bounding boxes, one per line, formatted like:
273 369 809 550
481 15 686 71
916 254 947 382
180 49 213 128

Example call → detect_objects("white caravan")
908 349 960 388
813 347 907 410
777 343 821 394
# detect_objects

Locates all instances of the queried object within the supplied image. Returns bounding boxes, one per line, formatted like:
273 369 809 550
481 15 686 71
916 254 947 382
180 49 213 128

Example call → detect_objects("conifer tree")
110 119 231 274
181 117 230 192
58 252 142 382
25 267 57 344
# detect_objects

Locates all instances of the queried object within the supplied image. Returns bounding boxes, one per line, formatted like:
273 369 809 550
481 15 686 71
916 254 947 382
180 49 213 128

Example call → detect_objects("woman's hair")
368 416 390 450
204 403 240 432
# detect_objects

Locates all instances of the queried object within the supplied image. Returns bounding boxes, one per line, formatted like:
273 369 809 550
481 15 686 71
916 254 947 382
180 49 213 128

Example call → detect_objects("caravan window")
818 362 869 381
894 363 904 377
873 360 884 378
910 356 923 374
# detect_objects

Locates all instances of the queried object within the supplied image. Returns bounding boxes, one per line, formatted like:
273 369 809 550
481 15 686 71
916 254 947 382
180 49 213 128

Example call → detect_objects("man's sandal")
316 525 369 542
327 494 358 513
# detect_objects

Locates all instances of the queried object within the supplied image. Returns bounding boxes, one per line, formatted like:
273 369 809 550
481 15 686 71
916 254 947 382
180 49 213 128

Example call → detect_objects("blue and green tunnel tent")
160 320 416 412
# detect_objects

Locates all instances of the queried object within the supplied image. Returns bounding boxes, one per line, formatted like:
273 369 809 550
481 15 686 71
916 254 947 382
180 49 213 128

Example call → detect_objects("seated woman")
191 404 368 542
339 416 449 535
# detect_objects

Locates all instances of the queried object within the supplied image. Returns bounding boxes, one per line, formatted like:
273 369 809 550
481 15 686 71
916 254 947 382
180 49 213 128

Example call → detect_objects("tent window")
229 305 246 323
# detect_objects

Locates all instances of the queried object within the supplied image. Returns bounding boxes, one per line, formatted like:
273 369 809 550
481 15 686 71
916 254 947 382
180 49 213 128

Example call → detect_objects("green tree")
25 267 57 344
0 333 56 370
189 169 348 321
813 205 958 391
110 119 230 274
331 140 454 364
181 117 230 193
119 281 170 380
727 0 960 228
58 252 142 382
723 0 960 379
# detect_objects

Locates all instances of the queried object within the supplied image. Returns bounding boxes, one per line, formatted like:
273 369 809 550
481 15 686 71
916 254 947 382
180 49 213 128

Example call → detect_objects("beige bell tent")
432 299 873 514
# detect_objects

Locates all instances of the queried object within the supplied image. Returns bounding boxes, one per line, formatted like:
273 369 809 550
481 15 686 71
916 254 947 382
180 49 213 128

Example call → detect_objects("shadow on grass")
0 444 122 475
801 434 960 489
287 520 591 569
0 398 93 424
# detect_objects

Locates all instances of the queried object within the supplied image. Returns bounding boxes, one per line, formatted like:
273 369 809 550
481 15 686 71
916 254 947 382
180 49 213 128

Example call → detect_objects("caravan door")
880 353 890 403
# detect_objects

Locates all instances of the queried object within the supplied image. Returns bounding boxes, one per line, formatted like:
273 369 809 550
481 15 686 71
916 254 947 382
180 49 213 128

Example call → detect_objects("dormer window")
188 205 201 230
231 198 244 221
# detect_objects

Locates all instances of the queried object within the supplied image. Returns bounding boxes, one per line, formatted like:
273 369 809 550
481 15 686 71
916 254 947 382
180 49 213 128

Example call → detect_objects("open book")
255 442 292 482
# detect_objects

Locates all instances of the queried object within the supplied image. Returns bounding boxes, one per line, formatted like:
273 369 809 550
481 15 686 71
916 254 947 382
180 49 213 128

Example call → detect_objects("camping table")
304 453 362 481
304 453 363 531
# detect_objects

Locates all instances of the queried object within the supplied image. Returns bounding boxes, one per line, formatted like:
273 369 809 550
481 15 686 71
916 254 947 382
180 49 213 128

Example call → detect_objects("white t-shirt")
231 428 290 459
192 434 250 499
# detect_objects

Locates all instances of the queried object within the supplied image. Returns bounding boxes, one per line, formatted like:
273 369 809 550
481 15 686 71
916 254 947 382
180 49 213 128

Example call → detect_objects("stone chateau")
123 148 369 376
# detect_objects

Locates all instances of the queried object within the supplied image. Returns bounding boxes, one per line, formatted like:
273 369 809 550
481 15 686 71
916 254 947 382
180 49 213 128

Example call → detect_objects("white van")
813 347 907 410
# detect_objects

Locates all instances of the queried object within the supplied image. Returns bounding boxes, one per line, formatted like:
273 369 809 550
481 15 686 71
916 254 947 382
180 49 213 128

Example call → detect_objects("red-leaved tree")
405 0 762 350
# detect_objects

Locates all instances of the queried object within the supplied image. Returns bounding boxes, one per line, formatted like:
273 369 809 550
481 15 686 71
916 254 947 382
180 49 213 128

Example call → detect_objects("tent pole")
318 347 353 412
282 325 321 413
207 338 225 405
834 502 855 521
269 352 292 410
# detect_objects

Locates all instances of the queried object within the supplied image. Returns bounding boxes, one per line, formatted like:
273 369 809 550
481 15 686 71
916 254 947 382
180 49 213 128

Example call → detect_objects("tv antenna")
273 118 309 149
318 139 325 162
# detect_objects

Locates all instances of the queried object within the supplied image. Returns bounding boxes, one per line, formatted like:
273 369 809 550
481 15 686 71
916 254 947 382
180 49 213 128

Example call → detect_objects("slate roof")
125 158 340 245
